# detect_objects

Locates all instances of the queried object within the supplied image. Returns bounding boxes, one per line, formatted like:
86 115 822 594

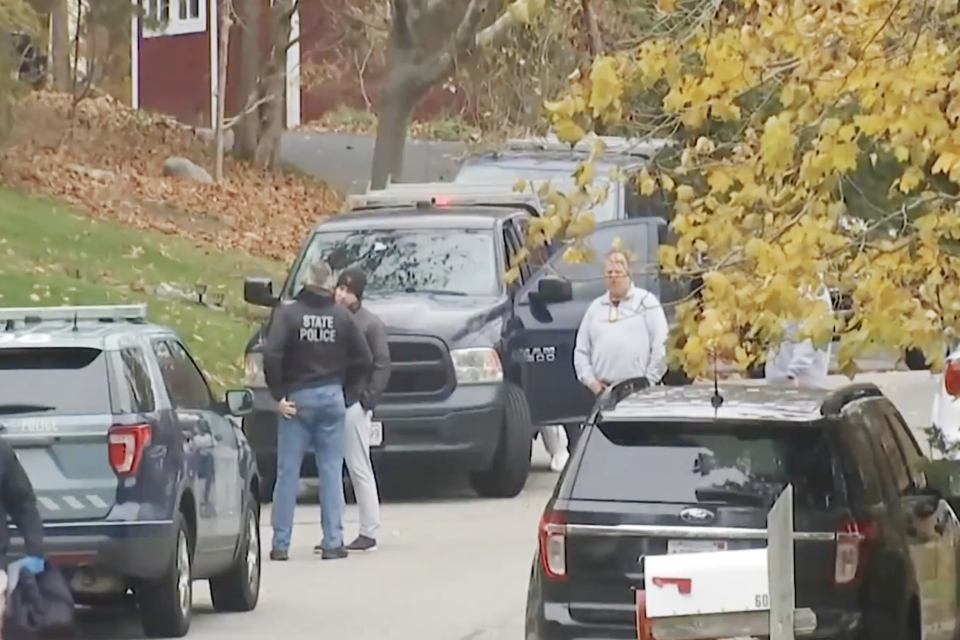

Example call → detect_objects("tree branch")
412 0 490 89
223 92 275 130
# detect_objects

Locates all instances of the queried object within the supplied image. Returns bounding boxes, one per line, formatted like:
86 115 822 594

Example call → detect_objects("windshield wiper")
400 287 469 296
694 487 769 507
0 404 56 416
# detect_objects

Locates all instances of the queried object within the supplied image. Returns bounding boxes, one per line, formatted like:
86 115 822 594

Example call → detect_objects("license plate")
666 539 727 554
369 421 383 447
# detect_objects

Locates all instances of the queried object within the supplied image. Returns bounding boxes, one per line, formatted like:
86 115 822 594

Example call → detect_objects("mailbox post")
636 484 814 640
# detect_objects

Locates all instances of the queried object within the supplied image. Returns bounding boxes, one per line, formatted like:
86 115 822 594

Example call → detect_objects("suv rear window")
572 421 843 510
0 347 111 415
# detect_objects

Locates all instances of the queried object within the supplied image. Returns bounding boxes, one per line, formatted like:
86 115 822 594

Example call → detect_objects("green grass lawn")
0 187 289 391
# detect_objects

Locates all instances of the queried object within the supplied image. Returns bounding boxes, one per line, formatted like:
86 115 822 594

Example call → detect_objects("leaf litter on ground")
0 91 343 261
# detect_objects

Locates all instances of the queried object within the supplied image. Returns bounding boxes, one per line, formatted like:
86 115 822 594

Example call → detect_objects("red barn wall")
138 6 212 127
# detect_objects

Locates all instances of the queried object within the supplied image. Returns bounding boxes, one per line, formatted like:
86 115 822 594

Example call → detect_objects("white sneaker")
550 450 570 472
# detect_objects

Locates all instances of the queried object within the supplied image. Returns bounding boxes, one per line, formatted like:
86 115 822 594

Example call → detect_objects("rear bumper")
530 603 863 640
9 520 176 582
244 385 505 474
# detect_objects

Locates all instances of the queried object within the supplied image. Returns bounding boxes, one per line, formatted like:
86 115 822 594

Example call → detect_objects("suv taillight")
538 510 566 579
835 517 875 585
946 360 960 397
108 424 151 476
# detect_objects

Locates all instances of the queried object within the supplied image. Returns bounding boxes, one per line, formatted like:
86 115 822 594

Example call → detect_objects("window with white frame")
143 0 205 38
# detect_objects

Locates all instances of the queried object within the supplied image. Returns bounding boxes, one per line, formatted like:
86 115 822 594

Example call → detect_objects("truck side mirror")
243 276 278 307
537 276 572 304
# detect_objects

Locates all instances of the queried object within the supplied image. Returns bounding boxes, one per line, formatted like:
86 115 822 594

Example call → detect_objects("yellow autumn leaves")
537 0 960 377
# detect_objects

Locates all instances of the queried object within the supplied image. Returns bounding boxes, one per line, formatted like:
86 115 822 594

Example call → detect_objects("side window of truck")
502 220 530 283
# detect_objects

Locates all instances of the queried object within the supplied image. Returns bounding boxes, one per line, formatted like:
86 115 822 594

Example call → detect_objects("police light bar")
346 182 543 211
503 135 673 158
0 304 147 323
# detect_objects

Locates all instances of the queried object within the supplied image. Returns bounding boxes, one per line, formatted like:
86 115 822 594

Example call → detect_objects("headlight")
244 352 266 387
450 348 502 384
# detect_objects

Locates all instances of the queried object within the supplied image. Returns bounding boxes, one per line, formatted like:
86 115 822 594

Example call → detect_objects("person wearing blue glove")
0 437 44 575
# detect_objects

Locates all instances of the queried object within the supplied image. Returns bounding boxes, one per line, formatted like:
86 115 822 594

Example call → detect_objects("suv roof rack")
820 382 883 416
0 304 147 325
500 135 673 158
345 182 543 213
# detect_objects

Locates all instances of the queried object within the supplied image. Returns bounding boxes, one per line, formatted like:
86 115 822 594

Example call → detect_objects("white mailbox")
644 548 769 619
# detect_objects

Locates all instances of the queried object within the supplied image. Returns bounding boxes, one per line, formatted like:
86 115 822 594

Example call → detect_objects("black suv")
242 198 543 499
526 380 960 640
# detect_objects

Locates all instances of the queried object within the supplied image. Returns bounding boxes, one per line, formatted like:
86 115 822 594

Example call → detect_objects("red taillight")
945 360 960 397
433 195 451 206
834 518 875 585
108 424 151 476
538 511 566 579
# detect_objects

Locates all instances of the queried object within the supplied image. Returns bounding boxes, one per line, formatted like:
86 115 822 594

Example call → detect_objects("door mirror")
225 388 255 416
243 276 277 307
537 276 572 304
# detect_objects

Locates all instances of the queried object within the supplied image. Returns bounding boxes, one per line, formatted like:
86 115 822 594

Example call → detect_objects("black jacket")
343 304 392 410
263 287 373 401
0 437 43 569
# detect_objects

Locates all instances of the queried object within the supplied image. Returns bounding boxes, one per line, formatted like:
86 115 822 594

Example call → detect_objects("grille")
384 337 451 398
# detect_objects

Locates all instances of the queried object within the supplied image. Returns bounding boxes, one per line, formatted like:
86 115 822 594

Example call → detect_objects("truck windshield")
290 228 500 297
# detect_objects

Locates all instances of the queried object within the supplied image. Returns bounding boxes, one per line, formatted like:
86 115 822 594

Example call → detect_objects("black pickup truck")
241 197 545 500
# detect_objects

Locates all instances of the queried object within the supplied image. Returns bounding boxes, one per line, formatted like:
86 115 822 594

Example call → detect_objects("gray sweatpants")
344 403 380 539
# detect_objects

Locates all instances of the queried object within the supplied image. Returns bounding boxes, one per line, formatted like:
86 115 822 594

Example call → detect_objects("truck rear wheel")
469 383 532 499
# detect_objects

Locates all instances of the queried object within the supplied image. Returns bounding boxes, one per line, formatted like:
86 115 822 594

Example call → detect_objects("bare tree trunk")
214 0 233 180
370 82 415 189
51 0 70 91
580 0 602 56
235 0 261 160
253 0 293 169
253 64 283 168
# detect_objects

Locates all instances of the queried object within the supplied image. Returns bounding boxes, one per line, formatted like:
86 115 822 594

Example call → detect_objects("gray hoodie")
343 303 392 410
765 286 833 388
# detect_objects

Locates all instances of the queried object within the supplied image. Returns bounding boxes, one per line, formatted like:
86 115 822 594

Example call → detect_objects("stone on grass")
163 157 213 184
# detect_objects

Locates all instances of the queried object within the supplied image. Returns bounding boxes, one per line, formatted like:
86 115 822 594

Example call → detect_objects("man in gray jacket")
335 268 392 552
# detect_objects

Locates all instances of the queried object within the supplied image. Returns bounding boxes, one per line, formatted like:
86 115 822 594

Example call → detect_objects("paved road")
72 371 940 640
210 130 465 195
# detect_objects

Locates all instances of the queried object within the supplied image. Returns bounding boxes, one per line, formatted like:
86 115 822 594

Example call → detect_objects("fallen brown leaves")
0 91 343 261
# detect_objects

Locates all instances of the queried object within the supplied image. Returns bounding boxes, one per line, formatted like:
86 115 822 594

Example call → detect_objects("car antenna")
710 351 724 410
72 312 78 332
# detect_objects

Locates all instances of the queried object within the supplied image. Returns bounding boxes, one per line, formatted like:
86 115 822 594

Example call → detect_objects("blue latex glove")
19 556 44 574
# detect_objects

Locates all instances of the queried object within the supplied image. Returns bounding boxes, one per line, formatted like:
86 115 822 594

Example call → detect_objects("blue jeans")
271 384 346 551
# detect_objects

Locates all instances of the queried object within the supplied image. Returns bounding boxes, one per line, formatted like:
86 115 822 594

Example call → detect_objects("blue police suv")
0 305 262 638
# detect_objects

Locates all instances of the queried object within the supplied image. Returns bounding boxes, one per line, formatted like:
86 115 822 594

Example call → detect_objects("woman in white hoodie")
765 284 834 388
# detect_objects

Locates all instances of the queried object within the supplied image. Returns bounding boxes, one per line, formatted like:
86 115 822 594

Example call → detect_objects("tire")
469 383 533 499
210 497 261 612
139 516 193 638
257 458 277 503
905 348 929 371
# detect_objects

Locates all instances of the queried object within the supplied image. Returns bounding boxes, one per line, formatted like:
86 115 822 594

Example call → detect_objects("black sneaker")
315 545 348 560
270 549 289 561
346 535 377 552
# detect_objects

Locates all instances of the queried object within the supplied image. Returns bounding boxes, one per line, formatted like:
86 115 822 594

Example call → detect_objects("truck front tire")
469 383 532 499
